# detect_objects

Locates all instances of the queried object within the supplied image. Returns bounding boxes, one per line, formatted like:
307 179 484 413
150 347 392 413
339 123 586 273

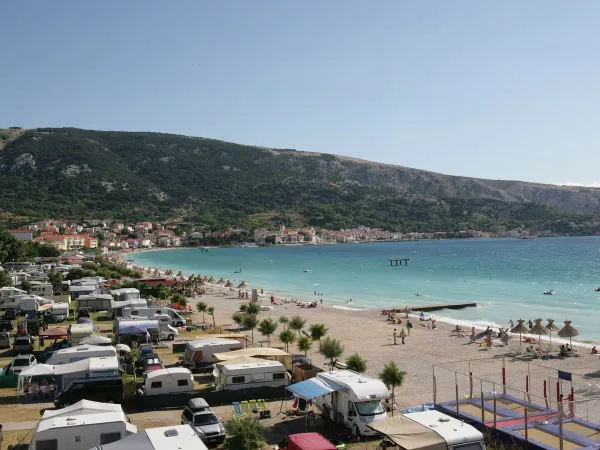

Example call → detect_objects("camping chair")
248 399 259 412
232 402 244 419
240 400 251 415
257 399 266 412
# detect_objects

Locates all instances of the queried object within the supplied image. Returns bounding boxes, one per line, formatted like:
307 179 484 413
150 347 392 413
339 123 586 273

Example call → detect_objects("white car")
10 354 37 375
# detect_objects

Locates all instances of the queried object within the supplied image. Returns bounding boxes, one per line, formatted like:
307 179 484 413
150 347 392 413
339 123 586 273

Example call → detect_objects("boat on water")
543 290 555 295
303 269 312 273
234 269 243 273
595 287 600 292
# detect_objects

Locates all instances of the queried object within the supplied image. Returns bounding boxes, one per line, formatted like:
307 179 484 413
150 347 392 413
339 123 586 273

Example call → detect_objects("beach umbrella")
225 280 234 288
530 319 549 350
202 276 209 282
546 319 559 345
207 276 215 284
511 319 529 349
558 320 580 347
237 281 248 289
216 278 226 285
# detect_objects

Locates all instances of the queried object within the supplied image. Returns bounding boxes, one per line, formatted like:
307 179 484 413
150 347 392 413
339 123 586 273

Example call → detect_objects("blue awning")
287 377 342 400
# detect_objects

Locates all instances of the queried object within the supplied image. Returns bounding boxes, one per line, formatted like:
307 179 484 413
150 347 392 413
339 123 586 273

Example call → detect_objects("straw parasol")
207 276 215 284
529 319 549 349
511 319 529 349
558 320 580 347
216 278 226 285
225 280 234 288
202 276 209 282
545 319 559 345
237 281 248 289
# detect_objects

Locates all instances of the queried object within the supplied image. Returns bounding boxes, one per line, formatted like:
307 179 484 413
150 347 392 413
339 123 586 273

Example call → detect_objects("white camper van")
184 338 244 370
212 358 290 391
138 368 194 396
108 299 148 319
69 323 95 346
44 302 69 323
123 307 186 327
367 410 486 450
30 283 53 297
30 399 137 450
46 345 117 365
314 370 389 437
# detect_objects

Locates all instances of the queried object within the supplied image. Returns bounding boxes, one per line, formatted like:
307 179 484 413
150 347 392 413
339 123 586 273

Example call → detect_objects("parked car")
9 354 37 375
54 376 124 408
142 355 164 374
181 398 226 445
0 332 13 349
2 310 16 321
13 335 34 354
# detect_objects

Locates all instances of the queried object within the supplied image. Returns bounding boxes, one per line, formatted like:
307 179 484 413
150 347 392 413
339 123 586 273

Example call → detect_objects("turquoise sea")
130 237 600 341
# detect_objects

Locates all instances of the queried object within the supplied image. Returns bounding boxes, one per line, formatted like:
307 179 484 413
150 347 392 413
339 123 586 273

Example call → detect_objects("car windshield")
145 358 160 365
15 340 30 345
193 413 219 426
355 400 385 416
14 359 30 366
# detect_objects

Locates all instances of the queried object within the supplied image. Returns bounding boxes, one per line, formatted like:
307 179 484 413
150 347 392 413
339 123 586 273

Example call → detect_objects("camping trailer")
110 288 141 302
76 294 113 312
46 345 117 366
122 307 186 327
30 399 137 450
115 318 178 341
69 323 95 346
45 302 69 323
212 347 292 371
53 356 121 393
212 358 290 391
108 299 148 319
90 424 208 450
138 368 194 396
184 338 244 370
30 283 53 297
313 370 389 437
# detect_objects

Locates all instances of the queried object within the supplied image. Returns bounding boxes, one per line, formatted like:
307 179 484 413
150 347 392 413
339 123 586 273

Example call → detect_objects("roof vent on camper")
164 428 179 438
438 416 450 422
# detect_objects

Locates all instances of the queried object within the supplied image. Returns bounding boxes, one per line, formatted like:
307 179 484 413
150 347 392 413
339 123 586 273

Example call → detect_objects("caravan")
30 283 53 297
76 294 113 312
110 288 141 302
184 338 244 370
69 323 95 346
123 307 186 327
212 358 290 391
44 302 69 323
138 368 194 396
46 345 117 365
108 299 148 319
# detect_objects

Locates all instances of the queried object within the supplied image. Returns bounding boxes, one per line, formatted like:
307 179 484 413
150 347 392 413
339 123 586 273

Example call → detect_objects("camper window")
355 400 385 416
36 439 58 450
151 381 162 389
273 372 286 380
232 376 245 384
177 379 189 387
101 433 122 445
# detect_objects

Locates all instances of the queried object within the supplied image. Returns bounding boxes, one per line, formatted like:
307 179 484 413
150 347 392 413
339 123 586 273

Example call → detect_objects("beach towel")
474 329 492 340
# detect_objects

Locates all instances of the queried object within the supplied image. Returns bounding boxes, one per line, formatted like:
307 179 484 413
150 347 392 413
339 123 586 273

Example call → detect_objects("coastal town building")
7 229 33 241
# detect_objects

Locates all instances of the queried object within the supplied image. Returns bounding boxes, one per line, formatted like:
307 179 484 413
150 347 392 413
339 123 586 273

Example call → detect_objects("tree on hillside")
223 417 265 450
258 318 278 347
47 270 63 290
232 313 243 332
319 337 344 370
309 323 328 340
0 232 24 263
279 329 295 352
207 306 216 327
346 353 367 373
297 336 312 357
196 301 208 323
246 302 260 315
21 281 31 294
289 315 307 337
0 271 12 288
279 316 289 331
378 362 406 416
243 314 259 342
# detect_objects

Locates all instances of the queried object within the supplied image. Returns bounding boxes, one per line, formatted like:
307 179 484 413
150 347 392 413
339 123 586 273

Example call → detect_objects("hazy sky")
1 1 598 186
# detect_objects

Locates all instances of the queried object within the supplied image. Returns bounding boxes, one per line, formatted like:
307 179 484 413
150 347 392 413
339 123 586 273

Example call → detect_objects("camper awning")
39 327 69 338
366 415 447 450
287 377 342 400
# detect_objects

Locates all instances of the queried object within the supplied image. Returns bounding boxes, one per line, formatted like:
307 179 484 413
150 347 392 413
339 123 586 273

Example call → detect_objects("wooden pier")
405 302 477 312
389 258 410 266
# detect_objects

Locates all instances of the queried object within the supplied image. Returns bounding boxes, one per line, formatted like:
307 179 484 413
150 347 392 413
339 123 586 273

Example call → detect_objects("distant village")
4 219 559 252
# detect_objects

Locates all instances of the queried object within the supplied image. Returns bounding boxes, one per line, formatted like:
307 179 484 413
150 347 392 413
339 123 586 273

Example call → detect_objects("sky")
1 1 599 186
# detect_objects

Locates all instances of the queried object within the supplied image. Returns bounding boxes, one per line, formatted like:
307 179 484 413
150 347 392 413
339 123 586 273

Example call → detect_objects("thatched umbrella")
237 281 248 289
546 319 559 345
225 280 234 288
530 319 549 350
558 320 580 347
202 276 209 282
216 278 226 285
207 276 215 284
176 271 183 278
511 319 529 349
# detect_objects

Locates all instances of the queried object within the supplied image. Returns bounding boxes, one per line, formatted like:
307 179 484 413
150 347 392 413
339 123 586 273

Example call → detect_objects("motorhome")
30 399 137 450
367 410 486 450
313 370 389 437
110 288 141 302
90 424 208 450
138 368 194 396
44 302 69 323
76 293 113 312
184 338 243 370
108 298 148 319
69 323 95 346
46 345 117 365
0 287 27 300
115 318 178 341
122 307 186 327
212 357 290 391
30 283 53 297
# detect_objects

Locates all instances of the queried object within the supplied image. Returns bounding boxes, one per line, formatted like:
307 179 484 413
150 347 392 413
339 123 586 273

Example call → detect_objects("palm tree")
232 313 243 332
207 306 216 327
319 337 344 370
345 353 367 373
309 323 328 340
378 362 406 416
239 303 248 313
197 301 208 323
279 316 289 331
258 318 278 347
297 336 312 357
279 329 296 352
246 302 261 315
243 314 259 342
289 315 307 337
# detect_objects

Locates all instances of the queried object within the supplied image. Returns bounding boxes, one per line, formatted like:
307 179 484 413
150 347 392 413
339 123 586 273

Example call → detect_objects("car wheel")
354 426 361 441
167 334 175 341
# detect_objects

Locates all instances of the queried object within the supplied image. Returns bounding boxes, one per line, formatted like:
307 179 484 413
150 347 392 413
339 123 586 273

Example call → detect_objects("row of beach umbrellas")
511 319 580 349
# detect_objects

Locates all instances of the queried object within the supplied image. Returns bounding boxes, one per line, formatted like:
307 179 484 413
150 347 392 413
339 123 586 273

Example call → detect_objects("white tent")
54 356 120 392
17 364 55 393
79 334 112 346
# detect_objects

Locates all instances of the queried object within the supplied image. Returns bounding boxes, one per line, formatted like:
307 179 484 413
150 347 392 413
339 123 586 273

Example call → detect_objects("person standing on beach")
407 320 413 335
400 328 407 344
509 319 514 329
393 328 397 345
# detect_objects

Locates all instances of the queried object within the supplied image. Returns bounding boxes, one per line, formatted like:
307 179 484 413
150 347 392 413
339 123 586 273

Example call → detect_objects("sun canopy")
214 356 265 368
18 363 55 378
79 334 112 346
213 347 290 361
287 376 343 400
39 327 69 338
119 326 151 336
367 415 447 450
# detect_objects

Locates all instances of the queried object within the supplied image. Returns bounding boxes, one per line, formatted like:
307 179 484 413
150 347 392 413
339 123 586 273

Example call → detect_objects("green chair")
240 400 251 415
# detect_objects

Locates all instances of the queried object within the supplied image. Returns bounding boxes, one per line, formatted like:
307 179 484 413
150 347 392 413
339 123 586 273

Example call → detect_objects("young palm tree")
279 329 296 352
243 314 259 342
378 362 406 416
319 337 344 370
232 313 243 332
345 353 367 373
207 306 216 327
239 303 248 313
258 318 278 347
279 316 289 331
297 336 312 357
309 323 328 340
289 315 307 337
246 302 261 315
196 301 208 323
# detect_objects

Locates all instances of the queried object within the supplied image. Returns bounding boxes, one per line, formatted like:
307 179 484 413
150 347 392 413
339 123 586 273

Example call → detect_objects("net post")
558 402 564 450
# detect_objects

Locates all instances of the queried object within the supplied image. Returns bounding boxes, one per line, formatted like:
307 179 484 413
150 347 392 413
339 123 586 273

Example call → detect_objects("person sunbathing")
591 346 598 355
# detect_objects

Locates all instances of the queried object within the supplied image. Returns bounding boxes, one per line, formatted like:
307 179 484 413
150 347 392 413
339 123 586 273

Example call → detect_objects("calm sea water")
130 237 600 341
